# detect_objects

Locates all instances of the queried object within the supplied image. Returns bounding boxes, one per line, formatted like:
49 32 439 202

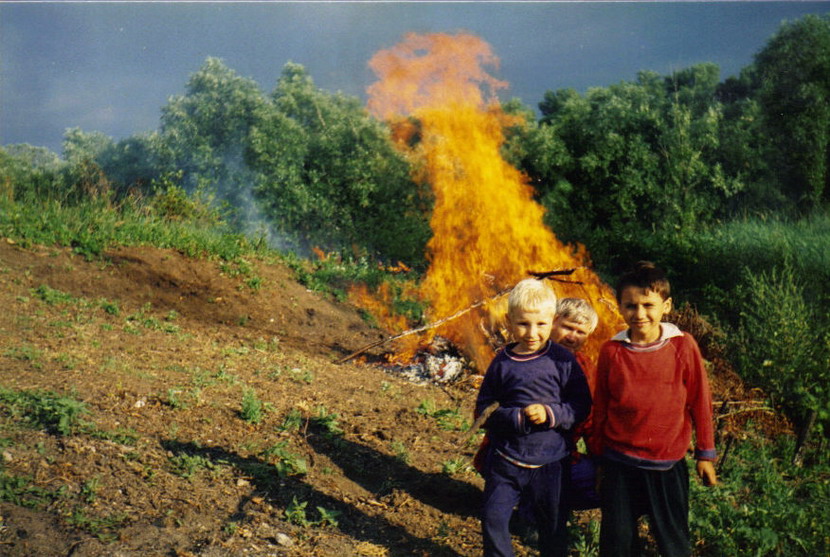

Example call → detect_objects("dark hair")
615 261 671 302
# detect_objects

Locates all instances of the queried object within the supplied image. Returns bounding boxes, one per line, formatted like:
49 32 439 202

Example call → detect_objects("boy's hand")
697 460 718 486
524 404 548 425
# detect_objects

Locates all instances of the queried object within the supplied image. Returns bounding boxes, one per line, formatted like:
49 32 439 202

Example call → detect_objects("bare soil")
0 241 493 557
0 240 781 556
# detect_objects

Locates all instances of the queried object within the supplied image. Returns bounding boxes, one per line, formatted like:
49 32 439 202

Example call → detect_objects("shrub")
728 262 830 435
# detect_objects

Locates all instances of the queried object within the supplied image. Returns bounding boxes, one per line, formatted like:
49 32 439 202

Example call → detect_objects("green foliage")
284 496 311 527
690 434 830 556
33 284 76 305
529 64 743 266
248 62 430 263
729 263 829 431
239 388 264 424
311 406 343 438
0 192 265 262
755 14 830 209
168 452 216 479
441 457 471 476
416 399 469 432
0 470 61 508
261 441 307 477
278 408 304 432
0 388 87 435
159 57 266 214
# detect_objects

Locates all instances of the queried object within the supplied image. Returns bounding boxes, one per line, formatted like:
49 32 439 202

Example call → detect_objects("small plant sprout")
316 506 341 528
240 388 264 424
284 496 311 527
391 440 410 464
441 457 471 476
278 408 304 432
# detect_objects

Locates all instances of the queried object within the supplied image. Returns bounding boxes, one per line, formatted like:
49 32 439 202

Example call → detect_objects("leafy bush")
690 433 829 556
728 262 829 434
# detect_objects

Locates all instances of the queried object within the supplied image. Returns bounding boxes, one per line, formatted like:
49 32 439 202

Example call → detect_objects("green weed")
312 406 343 437
240 388 264 424
68 509 128 541
690 433 830 555
168 452 216 479
261 441 307 477
80 477 100 503
441 457 471 476
391 440 410 464
0 388 87 435
316 506 341 528
417 399 469 431
32 284 75 305
284 496 311 527
0 470 59 508
3 344 43 363
278 408 304 432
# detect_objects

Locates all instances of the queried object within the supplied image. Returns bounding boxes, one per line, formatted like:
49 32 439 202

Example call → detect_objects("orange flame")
364 32 624 370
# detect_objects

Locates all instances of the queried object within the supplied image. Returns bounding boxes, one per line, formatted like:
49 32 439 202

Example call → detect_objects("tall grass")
0 195 268 262
628 212 830 323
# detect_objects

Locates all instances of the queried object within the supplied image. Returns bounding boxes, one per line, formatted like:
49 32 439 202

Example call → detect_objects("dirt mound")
0 240 779 556
0 241 486 556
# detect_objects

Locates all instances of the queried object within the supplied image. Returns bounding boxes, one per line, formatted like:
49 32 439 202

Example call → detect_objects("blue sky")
2 2 829 155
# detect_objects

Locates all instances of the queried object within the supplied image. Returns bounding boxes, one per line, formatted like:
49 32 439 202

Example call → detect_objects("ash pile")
384 336 469 386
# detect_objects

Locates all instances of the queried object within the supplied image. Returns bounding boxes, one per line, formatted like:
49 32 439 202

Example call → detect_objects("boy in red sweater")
590 261 717 557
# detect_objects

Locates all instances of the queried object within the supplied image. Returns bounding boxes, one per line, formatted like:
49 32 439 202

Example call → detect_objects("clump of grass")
416 398 469 431
278 408 304 432
0 388 87 435
441 457 471 476
240 388 264 424
168 452 216 479
261 441 307 477
32 284 75 305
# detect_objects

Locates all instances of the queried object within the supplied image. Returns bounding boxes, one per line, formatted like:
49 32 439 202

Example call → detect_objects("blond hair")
508 279 557 317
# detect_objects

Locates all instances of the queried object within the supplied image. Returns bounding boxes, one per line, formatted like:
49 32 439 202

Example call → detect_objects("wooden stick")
336 285 513 364
458 401 500 446
337 268 578 365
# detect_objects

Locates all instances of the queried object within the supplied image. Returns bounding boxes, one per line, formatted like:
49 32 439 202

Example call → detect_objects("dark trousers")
599 459 690 557
482 454 567 557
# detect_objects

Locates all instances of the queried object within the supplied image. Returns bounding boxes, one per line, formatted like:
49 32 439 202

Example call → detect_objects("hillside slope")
0 241 491 556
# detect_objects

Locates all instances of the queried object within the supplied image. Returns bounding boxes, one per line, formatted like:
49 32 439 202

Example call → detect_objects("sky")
2 2 829 155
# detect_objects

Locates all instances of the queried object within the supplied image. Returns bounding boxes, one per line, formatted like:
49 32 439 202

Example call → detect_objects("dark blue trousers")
482 454 567 556
599 459 690 557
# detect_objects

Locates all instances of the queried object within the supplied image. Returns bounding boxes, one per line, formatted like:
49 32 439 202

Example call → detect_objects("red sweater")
589 324 716 470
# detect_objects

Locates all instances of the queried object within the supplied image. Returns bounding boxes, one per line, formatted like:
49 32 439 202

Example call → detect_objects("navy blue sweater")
475 341 592 467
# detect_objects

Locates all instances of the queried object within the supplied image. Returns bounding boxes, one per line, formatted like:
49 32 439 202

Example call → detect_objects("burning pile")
352 32 624 375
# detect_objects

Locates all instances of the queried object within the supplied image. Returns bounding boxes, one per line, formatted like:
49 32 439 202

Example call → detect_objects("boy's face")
508 306 555 354
618 286 672 344
551 316 592 353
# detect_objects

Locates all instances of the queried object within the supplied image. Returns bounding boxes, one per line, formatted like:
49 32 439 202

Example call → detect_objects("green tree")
0 144 65 202
248 63 429 263
528 65 744 264
97 133 164 197
755 14 830 209
62 128 114 166
159 57 267 215
715 67 785 214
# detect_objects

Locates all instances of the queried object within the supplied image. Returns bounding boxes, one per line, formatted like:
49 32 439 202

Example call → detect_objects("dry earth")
0 240 778 557
0 240 500 557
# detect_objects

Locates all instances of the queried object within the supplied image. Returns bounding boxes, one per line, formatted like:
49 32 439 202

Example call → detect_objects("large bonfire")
353 32 624 372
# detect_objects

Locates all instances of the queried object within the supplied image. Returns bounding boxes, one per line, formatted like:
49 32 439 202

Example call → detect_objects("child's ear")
663 297 673 316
